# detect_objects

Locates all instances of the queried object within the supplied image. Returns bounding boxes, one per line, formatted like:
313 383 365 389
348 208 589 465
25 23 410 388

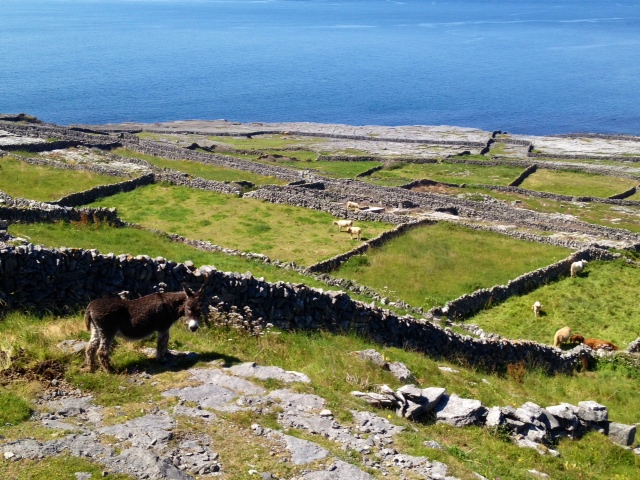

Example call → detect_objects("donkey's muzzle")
188 319 199 332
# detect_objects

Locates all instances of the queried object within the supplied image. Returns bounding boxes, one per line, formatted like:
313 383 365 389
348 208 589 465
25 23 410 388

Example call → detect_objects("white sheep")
345 201 360 211
570 260 588 277
553 326 572 348
332 219 353 232
346 226 362 240
532 301 542 317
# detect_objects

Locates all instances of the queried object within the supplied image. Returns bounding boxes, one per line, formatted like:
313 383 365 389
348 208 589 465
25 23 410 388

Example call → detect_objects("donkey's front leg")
156 330 170 361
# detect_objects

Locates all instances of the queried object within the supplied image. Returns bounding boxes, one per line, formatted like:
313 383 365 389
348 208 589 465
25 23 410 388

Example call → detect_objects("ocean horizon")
1 0 639 136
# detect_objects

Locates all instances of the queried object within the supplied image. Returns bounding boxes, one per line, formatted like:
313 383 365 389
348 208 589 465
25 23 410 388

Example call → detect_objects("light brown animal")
346 226 362 240
345 201 360 211
570 260 588 277
532 301 542 317
570 335 619 351
332 219 353 232
553 326 572 348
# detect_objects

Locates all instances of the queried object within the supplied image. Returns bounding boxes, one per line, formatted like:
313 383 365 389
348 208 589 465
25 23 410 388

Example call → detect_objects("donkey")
83 285 205 372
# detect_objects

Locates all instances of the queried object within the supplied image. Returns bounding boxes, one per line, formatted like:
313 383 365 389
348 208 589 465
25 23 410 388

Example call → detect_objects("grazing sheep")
570 259 588 277
332 219 353 232
571 335 619 351
532 301 542 317
346 226 362 240
553 326 572 348
346 201 360 211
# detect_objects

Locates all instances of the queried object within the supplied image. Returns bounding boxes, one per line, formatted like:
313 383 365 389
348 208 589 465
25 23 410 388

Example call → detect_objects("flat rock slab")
297 459 376 480
104 446 191 480
435 394 487 427
281 434 330 465
98 413 174 448
188 367 267 395
163 383 238 408
228 362 311 383
268 389 326 412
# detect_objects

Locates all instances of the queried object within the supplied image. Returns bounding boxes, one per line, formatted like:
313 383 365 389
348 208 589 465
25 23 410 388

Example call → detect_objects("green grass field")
84 183 393 265
1 310 639 480
365 161 525 187
258 158 383 178
113 148 287 186
467 259 640 348
334 222 570 309
520 169 637 198
0 157 123 202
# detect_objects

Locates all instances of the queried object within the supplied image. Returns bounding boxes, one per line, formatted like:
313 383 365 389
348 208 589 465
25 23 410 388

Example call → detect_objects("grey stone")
268 389 326 412
188 367 267 395
485 406 506 428
299 459 376 480
388 361 414 382
58 339 87 354
74 473 92 480
282 434 329 464
162 383 238 408
172 404 217 422
355 349 387 367
228 362 311 383
104 447 191 480
577 401 608 423
435 394 487 427
607 422 636 446
97 413 174 448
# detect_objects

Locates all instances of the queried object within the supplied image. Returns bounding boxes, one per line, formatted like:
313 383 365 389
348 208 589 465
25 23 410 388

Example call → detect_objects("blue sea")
1 0 639 135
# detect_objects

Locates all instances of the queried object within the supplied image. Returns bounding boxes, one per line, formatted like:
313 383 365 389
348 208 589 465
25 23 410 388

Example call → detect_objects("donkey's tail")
84 308 93 331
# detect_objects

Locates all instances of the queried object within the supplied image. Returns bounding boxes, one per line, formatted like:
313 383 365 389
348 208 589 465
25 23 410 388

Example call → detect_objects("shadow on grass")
120 350 242 375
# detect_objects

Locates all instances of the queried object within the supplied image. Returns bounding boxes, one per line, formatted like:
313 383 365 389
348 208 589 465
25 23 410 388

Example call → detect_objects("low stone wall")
355 165 384 177
608 185 638 200
509 164 537 187
244 184 412 224
529 152 640 163
0 243 587 375
0 140 121 153
477 183 640 207
0 202 122 227
51 174 156 207
428 247 617 320
8 153 141 179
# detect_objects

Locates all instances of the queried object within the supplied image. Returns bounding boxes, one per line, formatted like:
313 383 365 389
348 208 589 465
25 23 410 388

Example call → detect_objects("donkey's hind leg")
83 325 101 372
97 335 115 372
156 330 170 362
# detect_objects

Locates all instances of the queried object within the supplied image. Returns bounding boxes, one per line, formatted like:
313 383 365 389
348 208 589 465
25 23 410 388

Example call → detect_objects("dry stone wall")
0 243 587 375
428 247 617 320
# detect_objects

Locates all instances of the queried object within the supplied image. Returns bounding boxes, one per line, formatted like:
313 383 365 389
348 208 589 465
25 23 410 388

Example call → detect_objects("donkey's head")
183 285 205 332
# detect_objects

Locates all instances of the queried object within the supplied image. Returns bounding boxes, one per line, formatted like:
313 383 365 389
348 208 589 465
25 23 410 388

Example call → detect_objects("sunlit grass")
1 310 640 479
0 157 122 202
521 169 637 198
366 161 524 186
84 183 393 265
7 222 358 293
468 259 640 348
334 222 570 309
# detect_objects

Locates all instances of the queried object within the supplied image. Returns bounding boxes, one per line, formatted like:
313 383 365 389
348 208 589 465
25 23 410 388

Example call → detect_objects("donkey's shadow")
121 350 242 375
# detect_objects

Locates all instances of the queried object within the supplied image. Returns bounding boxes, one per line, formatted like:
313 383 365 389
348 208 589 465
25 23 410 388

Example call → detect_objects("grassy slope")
0 157 122 202
520 169 637 198
334 222 570 309
84 183 393 266
366 162 525 187
1 311 639 480
467 259 640 348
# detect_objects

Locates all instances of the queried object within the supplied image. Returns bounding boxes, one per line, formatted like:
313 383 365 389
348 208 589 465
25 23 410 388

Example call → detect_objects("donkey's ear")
183 284 195 297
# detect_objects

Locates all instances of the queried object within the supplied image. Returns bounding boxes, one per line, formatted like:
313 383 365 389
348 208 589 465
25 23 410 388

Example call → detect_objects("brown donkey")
83 285 205 372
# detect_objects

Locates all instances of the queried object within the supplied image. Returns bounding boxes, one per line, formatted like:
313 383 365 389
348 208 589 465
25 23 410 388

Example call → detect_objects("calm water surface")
1 0 639 135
